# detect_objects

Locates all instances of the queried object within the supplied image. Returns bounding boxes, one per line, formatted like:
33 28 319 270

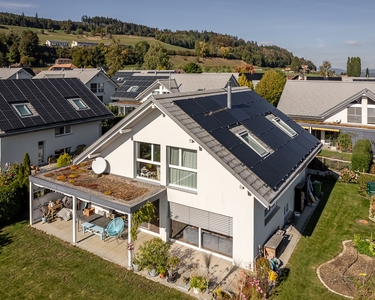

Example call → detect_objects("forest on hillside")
0 12 316 70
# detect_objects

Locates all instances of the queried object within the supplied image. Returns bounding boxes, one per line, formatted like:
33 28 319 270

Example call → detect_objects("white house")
29 86 321 268
45 40 70 47
0 67 34 79
71 41 99 47
278 80 375 150
33 69 117 104
0 78 113 168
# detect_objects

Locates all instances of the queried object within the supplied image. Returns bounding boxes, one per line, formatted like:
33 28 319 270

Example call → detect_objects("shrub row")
351 139 373 172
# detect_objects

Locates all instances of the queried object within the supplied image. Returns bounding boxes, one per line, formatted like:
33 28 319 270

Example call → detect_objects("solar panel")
242 116 274 135
212 110 238 126
227 106 251 122
230 143 262 167
192 113 223 132
197 97 222 112
210 128 242 149
175 99 207 115
258 127 289 150
251 160 281 189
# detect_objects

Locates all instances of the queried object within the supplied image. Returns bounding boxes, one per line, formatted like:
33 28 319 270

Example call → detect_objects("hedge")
351 139 373 173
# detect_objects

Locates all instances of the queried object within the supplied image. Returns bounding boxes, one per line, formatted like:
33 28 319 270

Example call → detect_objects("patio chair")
105 217 125 243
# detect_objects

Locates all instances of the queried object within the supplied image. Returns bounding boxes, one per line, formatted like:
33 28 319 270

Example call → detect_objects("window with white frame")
347 106 362 123
55 125 71 136
136 142 160 181
272 117 297 137
13 103 33 117
238 131 269 157
169 147 197 189
98 82 104 92
67 98 88 110
127 86 139 92
368 107 375 124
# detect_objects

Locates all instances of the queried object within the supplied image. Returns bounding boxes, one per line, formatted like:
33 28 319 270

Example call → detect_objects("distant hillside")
331 68 345 75
0 11 315 70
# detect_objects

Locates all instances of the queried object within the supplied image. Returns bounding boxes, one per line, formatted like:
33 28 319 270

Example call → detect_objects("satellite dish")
333 118 341 124
92 157 107 174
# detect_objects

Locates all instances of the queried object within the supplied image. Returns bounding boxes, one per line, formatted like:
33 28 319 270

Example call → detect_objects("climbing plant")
130 201 156 241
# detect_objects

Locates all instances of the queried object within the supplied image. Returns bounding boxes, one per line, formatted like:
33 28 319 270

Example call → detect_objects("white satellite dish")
333 118 341 124
92 157 107 174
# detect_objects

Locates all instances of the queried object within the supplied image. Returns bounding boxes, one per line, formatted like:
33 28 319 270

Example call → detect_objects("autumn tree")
219 46 231 59
195 41 208 58
255 70 286 106
366 68 370 78
233 63 255 74
133 41 150 68
318 60 335 77
105 39 129 77
238 73 254 90
142 41 173 70
18 29 39 61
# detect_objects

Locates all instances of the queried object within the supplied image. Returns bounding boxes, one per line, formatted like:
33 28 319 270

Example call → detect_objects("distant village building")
45 40 70 47
71 41 99 47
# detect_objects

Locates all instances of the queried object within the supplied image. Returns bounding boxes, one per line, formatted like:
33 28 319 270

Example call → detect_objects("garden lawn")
271 179 375 300
319 150 352 161
0 220 193 300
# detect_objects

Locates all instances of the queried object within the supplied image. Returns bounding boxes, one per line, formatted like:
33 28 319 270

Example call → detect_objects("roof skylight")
272 117 297 137
238 131 269 157
13 103 33 117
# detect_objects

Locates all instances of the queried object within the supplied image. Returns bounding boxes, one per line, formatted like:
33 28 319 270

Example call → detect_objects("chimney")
227 81 232 109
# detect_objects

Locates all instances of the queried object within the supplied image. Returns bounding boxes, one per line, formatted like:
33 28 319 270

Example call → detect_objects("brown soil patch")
318 240 375 298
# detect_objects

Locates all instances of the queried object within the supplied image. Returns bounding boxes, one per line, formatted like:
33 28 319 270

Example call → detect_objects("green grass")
0 219 193 300
271 179 375 299
319 149 352 161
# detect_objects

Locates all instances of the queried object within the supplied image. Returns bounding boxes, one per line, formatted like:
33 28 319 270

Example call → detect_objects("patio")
32 218 239 299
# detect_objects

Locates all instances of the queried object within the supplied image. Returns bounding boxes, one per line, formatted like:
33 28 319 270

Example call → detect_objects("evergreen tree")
366 68 370 78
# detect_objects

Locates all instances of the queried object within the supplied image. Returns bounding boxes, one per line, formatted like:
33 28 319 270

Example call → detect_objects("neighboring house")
0 67 34 79
55 58 73 65
48 63 78 71
29 87 321 267
111 73 239 115
112 70 176 86
71 41 99 47
278 80 375 150
45 40 70 47
0 78 113 168
33 69 117 104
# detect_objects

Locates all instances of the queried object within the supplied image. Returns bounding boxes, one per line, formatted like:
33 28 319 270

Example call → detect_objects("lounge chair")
105 217 125 243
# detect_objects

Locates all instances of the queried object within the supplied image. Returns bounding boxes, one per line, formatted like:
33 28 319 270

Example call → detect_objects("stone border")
316 240 354 299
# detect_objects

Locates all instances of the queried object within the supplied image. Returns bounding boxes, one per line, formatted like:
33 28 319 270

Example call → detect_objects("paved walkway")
278 198 320 268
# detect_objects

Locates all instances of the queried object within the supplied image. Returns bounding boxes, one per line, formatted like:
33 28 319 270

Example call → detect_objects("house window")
169 147 197 189
90 83 97 93
68 98 88 110
272 117 297 137
127 86 139 92
13 103 33 117
98 82 104 93
368 107 375 124
136 142 160 181
55 147 71 158
284 202 289 215
347 106 362 123
238 131 269 157
55 125 71 136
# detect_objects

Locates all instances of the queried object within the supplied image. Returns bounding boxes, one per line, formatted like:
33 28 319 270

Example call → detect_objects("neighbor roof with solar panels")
0 78 113 135
154 87 321 205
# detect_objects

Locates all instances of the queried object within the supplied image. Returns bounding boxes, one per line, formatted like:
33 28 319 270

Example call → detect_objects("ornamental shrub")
357 173 375 197
351 139 373 172
56 153 72 168
339 168 358 184
0 181 22 224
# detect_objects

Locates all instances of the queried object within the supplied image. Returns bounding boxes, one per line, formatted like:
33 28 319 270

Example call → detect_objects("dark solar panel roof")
112 71 141 85
0 78 113 134
174 90 320 191
111 75 169 100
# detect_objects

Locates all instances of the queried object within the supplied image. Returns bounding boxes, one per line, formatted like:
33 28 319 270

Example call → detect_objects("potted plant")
212 286 232 299
137 237 171 277
38 199 48 223
158 265 167 279
167 255 180 283
189 274 208 294
132 253 141 272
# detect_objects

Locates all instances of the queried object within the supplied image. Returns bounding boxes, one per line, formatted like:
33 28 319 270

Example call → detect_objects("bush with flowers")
339 168 358 184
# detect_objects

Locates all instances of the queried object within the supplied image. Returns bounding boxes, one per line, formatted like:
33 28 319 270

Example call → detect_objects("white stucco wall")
8 70 33 80
98 106 299 265
0 121 101 168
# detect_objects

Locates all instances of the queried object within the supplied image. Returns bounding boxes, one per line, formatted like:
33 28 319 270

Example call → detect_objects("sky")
1 0 375 70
